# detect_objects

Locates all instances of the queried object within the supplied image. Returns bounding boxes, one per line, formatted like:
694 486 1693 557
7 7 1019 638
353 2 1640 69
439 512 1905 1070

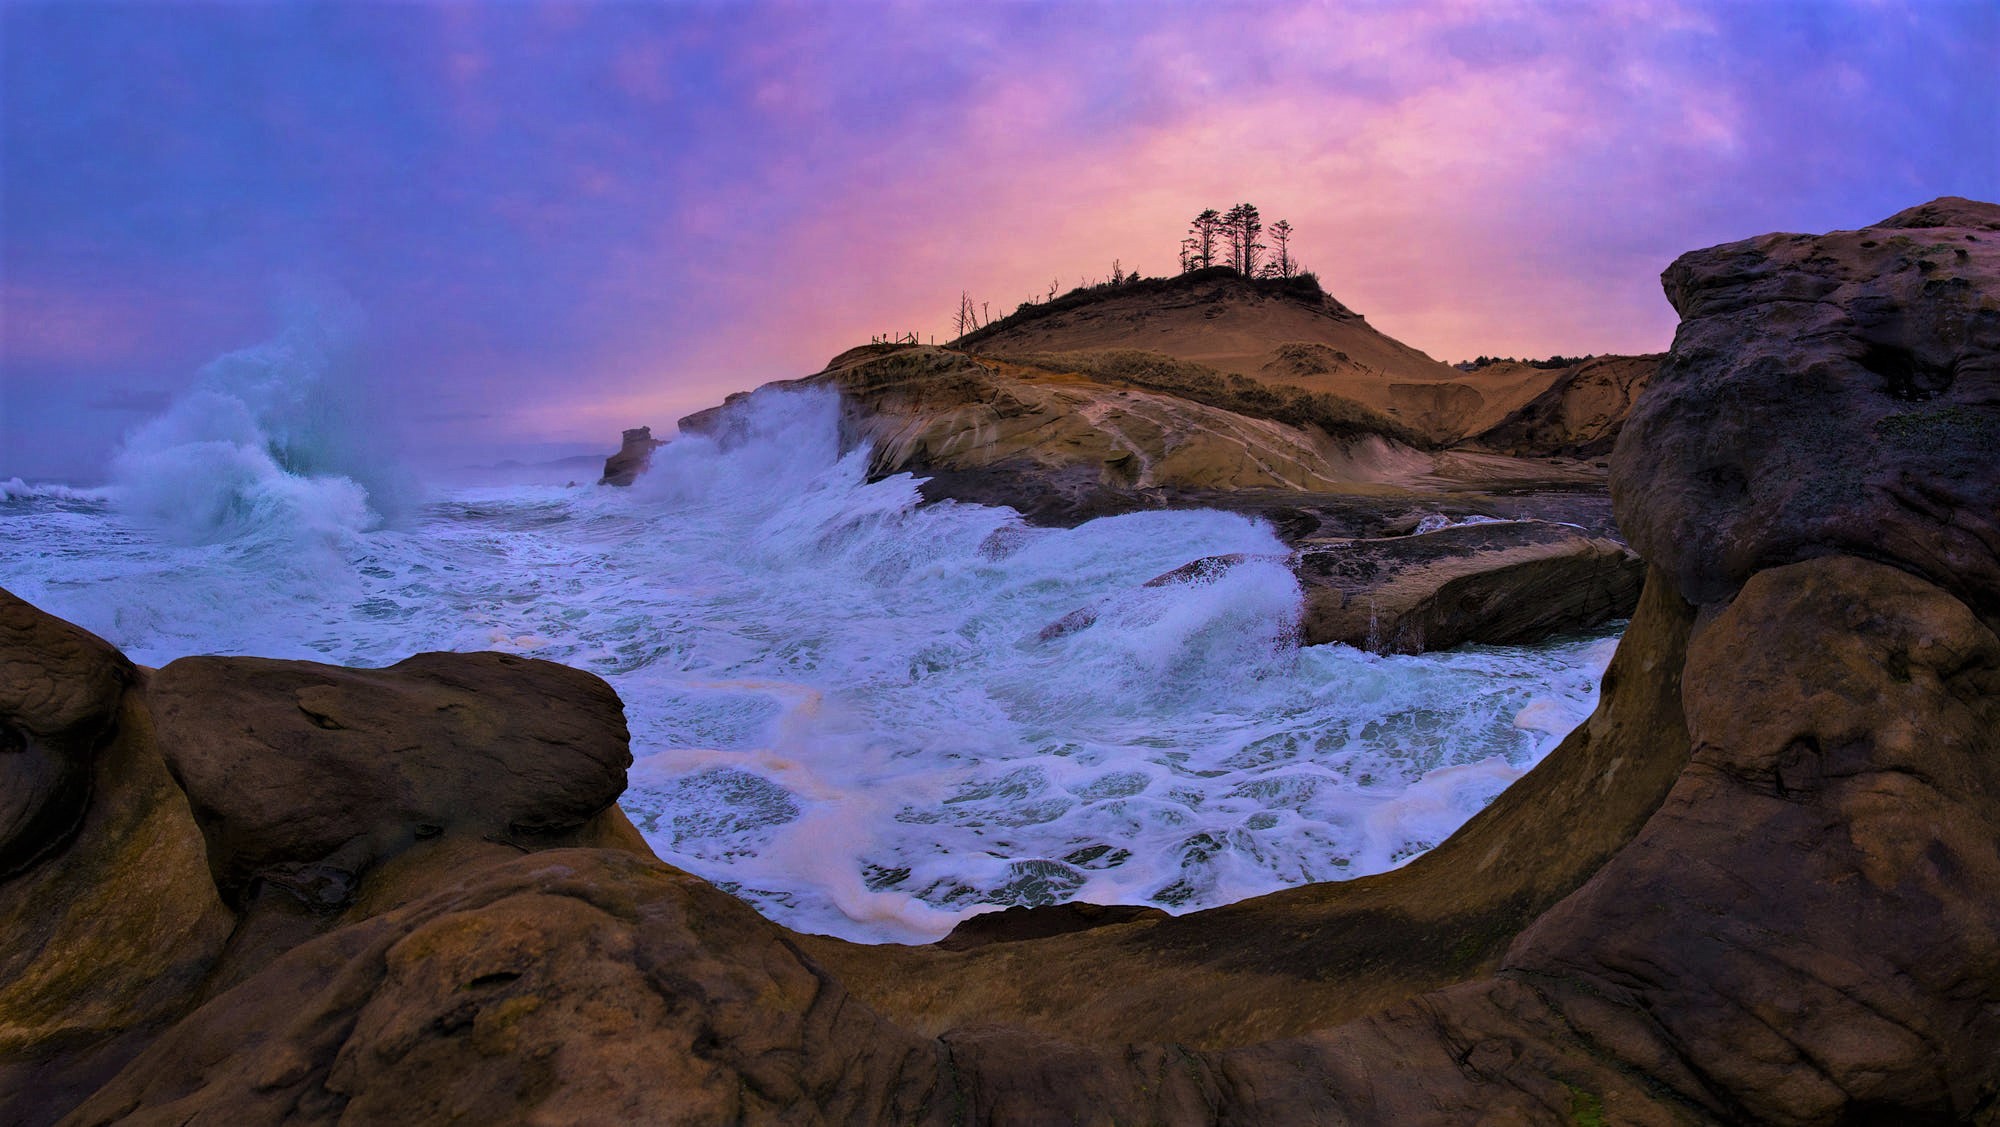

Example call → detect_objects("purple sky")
3 0 1995 482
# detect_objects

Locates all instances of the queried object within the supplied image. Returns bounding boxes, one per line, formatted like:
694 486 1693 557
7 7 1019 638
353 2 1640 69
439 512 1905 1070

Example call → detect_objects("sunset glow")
3 0 1994 479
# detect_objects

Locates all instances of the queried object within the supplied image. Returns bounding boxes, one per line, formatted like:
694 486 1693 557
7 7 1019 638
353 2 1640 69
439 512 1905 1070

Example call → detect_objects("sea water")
0 354 1616 943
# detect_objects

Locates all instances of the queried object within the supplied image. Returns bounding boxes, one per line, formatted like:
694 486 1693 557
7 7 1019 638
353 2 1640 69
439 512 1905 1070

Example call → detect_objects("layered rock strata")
4 198 1996 1124
1293 519 1645 652
1046 519 1644 655
1470 353 1663 457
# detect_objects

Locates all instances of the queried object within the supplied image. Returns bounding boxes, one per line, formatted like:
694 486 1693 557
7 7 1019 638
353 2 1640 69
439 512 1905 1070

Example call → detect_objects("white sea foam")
0 478 113 503
0 383 1620 942
107 298 410 558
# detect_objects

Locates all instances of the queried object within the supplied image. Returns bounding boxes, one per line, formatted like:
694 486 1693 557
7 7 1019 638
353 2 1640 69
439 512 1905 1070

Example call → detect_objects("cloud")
2 0 1994 478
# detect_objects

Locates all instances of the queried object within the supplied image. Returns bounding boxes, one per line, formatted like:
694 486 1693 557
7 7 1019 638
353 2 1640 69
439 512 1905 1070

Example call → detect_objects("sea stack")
598 425 664 487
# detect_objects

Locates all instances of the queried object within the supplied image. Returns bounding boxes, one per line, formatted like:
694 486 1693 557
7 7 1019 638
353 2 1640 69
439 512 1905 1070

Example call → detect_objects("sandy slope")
960 272 1577 444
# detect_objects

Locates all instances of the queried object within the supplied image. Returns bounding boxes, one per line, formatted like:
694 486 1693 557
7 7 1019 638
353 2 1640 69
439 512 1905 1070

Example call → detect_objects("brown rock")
0 592 231 1120
597 425 663 486
1293 519 1645 652
1472 353 1663 457
1612 197 2000 620
149 651 636 911
0 592 131 877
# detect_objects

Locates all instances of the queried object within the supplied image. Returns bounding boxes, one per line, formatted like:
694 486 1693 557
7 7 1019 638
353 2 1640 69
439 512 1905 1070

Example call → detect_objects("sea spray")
108 293 411 553
0 382 1620 943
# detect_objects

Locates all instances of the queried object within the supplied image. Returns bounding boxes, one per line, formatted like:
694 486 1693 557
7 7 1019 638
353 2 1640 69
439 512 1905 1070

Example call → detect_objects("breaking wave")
1 382 1618 942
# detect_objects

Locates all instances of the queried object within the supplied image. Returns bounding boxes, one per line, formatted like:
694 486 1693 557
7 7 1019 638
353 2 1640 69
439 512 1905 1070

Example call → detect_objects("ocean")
0 353 1615 944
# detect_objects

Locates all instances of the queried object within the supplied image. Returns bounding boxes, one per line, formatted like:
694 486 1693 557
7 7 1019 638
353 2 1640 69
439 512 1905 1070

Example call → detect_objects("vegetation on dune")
995 348 1430 448
954 268 1327 349
950 202 1318 346
1454 354 1596 372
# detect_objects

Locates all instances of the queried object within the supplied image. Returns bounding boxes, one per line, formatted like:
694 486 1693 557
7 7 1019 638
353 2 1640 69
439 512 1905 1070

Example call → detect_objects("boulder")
1613 196 2000 621
597 425 663 486
148 651 637 911
0 592 653 1126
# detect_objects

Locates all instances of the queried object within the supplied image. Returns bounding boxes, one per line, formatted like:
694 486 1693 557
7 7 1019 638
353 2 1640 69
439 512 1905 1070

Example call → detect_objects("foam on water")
0 383 1620 943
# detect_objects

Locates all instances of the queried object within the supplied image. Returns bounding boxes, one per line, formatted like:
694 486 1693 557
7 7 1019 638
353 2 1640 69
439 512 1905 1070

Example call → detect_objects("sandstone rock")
1613 196 2000 620
0 591 230 1121
598 425 663 486
666 344 1612 529
1293 519 1645 652
1047 521 1644 655
0 592 131 877
0 590 654 1126
1472 353 1662 457
149 651 636 911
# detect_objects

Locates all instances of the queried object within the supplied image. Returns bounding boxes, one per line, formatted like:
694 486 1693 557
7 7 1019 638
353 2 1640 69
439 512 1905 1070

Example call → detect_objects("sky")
2 0 1995 482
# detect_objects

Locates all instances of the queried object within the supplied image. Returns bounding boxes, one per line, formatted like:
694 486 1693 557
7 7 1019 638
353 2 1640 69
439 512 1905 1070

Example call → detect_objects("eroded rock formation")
1292 519 1644 652
5 198 1997 1124
598 425 664 486
1045 520 1643 655
1471 353 1663 457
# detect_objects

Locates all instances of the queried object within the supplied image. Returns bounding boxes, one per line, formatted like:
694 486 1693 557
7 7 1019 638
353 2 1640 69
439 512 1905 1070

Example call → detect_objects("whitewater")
0 345 1618 944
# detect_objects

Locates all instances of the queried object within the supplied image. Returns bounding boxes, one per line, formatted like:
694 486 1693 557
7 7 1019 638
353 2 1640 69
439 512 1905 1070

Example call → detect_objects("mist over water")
107 297 413 553
1 381 1617 943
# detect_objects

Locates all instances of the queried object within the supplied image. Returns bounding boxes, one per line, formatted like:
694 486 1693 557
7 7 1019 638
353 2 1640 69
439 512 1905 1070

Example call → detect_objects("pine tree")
1190 209 1222 269
1223 203 1264 275
1268 219 1294 278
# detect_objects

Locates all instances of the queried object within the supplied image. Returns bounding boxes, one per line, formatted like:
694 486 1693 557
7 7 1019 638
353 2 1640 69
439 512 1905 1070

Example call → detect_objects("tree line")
1179 204 1298 279
948 203 1307 342
1453 354 1597 372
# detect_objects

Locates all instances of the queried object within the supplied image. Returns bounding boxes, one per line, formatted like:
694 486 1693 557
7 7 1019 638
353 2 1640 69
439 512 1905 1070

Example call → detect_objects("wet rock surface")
1293 519 1645 652
6 198 1999 1125
597 425 664 486
1052 519 1644 656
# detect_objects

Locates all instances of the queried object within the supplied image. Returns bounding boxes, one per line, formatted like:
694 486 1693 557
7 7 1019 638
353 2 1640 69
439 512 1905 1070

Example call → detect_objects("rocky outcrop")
1292 519 1645 652
1615 196 2000 621
597 425 663 486
7 199 1998 1124
0 593 650 1125
1047 520 1643 655
819 346 1437 516
667 344 1606 530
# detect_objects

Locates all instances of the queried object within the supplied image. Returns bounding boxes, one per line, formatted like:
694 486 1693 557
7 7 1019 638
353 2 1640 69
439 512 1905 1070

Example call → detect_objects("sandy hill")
955 268 1604 445
1465 354 1663 457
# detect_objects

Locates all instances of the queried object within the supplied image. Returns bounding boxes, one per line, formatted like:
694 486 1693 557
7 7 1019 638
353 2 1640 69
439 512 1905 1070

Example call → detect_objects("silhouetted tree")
1189 209 1222 270
1267 219 1294 278
954 291 979 338
1223 203 1264 276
